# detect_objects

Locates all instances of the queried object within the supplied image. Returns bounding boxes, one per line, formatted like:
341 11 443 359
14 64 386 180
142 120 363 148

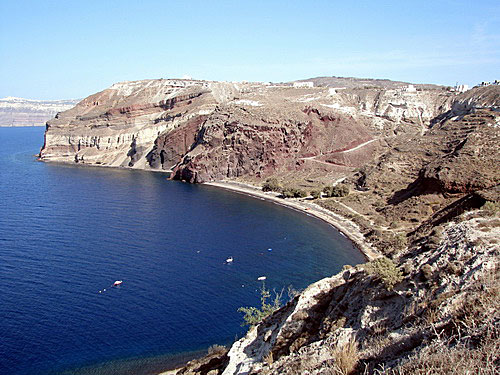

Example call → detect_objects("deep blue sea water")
0 127 365 375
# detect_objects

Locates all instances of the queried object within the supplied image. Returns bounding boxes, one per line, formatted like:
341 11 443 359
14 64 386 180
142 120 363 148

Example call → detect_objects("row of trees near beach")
261 178 350 199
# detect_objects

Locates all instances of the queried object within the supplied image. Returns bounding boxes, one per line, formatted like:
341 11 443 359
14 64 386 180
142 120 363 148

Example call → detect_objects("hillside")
38 78 499 374
295 76 444 90
0 96 78 127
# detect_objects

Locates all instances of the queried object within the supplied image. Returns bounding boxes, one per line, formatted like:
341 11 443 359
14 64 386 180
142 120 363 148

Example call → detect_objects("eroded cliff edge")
39 78 453 182
39 78 499 374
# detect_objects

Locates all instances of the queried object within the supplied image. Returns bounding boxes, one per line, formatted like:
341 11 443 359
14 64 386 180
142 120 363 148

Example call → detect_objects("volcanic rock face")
39 79 224 168
39 78 456 184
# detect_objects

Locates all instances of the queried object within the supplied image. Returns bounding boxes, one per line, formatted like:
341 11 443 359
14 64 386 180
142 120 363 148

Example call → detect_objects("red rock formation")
40 77 465 184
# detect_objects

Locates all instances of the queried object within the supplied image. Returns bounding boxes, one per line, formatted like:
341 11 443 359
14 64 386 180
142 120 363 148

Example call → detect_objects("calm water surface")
0 127 365 375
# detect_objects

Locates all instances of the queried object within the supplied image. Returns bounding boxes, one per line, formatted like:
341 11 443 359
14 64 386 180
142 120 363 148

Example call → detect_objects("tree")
238 284 283 326
262 178 282 192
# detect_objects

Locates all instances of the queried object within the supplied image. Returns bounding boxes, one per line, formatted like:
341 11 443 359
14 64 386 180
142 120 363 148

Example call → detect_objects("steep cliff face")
163 84 454 183
170 103 374 183
39 79 228 168
39 78 454 184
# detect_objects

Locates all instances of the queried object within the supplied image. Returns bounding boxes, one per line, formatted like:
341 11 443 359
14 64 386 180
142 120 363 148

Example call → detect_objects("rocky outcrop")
0 96 78 127
39 80 222 168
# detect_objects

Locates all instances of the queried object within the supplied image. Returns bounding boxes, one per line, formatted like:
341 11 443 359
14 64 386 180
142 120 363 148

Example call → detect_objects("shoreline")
204 181 380 261
159 180 381 375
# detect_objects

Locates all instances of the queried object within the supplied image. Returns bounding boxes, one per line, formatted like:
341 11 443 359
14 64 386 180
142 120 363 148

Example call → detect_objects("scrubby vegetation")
238 284 283 327
323 184 350 198
281 188 308 198
329 339 359 375
481 200 499 216
310 190 322 199
262 178 282 192
364 256 404 290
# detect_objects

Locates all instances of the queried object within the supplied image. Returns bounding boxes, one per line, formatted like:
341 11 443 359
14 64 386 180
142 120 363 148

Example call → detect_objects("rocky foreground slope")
39 78 499 374
0 96 78 126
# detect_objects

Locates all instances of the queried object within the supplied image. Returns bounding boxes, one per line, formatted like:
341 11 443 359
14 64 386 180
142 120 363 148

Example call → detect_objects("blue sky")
1 0 499 99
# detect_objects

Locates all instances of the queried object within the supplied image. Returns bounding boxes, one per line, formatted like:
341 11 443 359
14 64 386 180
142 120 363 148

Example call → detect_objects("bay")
0 127 365 375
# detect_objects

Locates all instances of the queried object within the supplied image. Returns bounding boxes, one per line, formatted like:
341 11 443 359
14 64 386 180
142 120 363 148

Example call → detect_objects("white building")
403 85 417 93
455 84 469 93
293 81 314 88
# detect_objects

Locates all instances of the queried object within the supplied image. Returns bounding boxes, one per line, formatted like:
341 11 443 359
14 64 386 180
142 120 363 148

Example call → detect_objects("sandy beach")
204 181 380 261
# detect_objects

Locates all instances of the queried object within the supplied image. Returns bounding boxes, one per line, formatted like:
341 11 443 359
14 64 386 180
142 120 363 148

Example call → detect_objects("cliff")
39 78 453 184
0 96 78 127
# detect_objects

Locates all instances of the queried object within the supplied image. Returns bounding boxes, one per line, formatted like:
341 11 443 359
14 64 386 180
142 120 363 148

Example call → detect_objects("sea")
0 127 366 375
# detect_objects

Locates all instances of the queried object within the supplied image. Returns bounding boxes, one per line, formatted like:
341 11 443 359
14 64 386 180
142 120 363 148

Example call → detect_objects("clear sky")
1 0 499 100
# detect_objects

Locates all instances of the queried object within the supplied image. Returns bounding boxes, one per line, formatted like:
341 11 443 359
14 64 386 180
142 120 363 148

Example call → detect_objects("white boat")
226 257 234 263
113 280 123 287
257 276 266 281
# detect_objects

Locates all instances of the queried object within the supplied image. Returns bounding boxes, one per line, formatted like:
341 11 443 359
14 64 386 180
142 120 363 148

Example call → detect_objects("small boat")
257 276 266 281
113 280 123 287
226 257 234 263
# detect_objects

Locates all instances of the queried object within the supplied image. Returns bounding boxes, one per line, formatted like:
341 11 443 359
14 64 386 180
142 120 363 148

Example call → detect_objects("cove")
0 127 366 375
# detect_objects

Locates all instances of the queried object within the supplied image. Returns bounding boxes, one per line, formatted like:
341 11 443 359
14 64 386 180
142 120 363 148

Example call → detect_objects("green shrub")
238 284 282 326
365 257 404 290
262 178 282 192
323 184 350 198
281 188 307 199
394 233 408 251
295 189 308 198
281 189 295 198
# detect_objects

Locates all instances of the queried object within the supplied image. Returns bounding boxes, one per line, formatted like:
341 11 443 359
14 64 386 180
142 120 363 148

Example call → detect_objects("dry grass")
264 351 274 366
379 328 499 375
328 339 360 375
377 265 500 375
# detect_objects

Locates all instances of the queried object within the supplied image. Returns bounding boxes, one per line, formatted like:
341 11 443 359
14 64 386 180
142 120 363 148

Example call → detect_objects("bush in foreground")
365 256 404 290
238 284 283 326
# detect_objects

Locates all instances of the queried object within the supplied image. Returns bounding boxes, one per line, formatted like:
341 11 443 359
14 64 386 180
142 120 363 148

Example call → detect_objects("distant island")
0 96 78 127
